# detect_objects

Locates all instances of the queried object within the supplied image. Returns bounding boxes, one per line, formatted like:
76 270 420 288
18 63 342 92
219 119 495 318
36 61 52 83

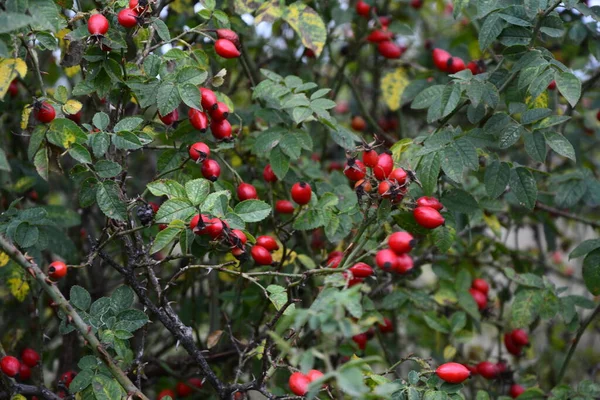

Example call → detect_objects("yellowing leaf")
526 92 548 109
63 99 82 115
0 251 9 267
7 271 30 302
11 394 27 400
443 345 457 360
21 106 32 130
381 68 409 111
390 138 413 162
254 0 282 24
272 247 297 266
169 0 193 14
235 0 263 14
282 2 326 57
56 28 71 40
0 58 27 100
64 66 81 78
206 330 223 349
230 154 242 168
483 214 502 237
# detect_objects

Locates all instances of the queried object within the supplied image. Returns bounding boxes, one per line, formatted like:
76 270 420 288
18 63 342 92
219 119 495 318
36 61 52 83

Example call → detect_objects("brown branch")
535 202 600 229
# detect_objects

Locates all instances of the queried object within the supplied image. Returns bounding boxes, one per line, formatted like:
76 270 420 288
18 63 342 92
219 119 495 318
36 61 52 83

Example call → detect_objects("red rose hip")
288 372 311 396
251 245 273 265
413 206 445 229
291 182 312 205
21 348 40 368
48 261 67 280
237 183 258 201
435 362 471 384
275 200 294 214
388 231 415 254
1 356 20 377
189 142 210 162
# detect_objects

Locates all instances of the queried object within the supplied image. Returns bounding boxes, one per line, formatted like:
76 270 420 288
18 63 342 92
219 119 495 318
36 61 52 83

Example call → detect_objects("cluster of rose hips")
413 196 445 229
0 349 40 381
157 377 203 400
288 369 324 396
468 278 489 311
432 48 484 75
188 141 222 182
375 231 415 274
503 328 530 356
325 251 374 286
435 361 525 397
356 1 405 59
350 317 394 350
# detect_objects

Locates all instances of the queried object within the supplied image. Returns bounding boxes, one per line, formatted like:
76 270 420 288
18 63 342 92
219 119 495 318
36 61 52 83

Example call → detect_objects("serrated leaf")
155 199 195 224
150 226 181 254
555 71 581 107
509 167 537 210
96 181 127 221
147 179 186 198
94 160 122 178
485 161 510 198
157 81 181 116
544 131 575 161
185 178 210 205
234 200 271 222
70 285 91 311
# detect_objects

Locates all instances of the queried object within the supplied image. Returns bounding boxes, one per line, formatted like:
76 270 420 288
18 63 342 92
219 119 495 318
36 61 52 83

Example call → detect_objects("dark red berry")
394 254 414 274
210 101 229 121
200 88 218 110
216 29 240 48
389 168 407 184
190 214 211 235
355 0 371 17
349 262 373 278
263 164 277 183
275 200 294 214
504 333 522 356
432 48 451 72
469 288 487 310
352 333 368 350
378 318 393 333
189 109 209 132
448 56 466 73
159 109 179 125
19 363 31 380
344 160 367 181
416 196 443 210
373 153 394 181
288 372 311 396
211 119 232 140
471 278 489 296
476 361 498 380
215 39 241 58
59 370 77 388
378 41 403 59
237 183 258 201
256 236 279 252
547 80 556 90
21 348 40 368
201 159 221 181
176 381 193 397
66 110 82 124
117 8 138 28
362 150 378 168
8 80 18 97
509 384 525 398
351 115 366 131
367 29 393 43
291 182 312 205
511 329 529 346
205 218 224 239
158 389 175 400
34 102 56 123
375 249 398 271
189 142 210 162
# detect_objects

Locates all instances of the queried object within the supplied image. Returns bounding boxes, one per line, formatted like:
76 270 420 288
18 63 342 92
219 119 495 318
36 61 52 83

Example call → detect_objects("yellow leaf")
64 66 81 78
11 394 27 400
443 345 457 360
0 58 28 101
0 252 9 267
21 106 32 130
7 271 30 302
282 2 326 57
380 68 409 111
63 99 82 115
525 92 548 109
169 0 193 14
483 214 502 237
390 138 413 162
230 154 242 168
56 28 71 40
272 247 296 266
254 0 282 24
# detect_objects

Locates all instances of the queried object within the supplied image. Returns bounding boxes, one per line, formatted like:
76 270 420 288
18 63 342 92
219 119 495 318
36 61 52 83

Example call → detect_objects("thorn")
27 267 36 278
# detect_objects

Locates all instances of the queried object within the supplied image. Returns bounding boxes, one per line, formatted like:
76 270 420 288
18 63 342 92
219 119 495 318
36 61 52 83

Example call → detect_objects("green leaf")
412 85 445 109
111 285 134 312
147 179 187 198
523 131 546 162
185 179 211 205
150 226 182 254
155 199 195 223
432 225 455 253
509 167 537 210
91 374 124 400
570 239 600 259
532 115 570 130
234 200 271 222
15 223 38 247
441 189 479 214
479 13 505 50
178 83 201 110
254 127 284 154
94 160 122 178
485 161 510 198
112 131 143 150
511 288 543 327
417 152 441 196
70 285 91 311
282 2 327 57
90 132 110 158
329 123 360 150
152 18 171 41
555 71 581 107
544 131 576 161
157 81 181 116
498 124 524 149
266 285 295 315
93 112 110 130
68 369 94 393
441 145 464 182
96 181 127 221
583 249 600 295
423 314 450 333
69 144 92 164
113 117 143 132
520 108 552 124
279 133 301 159
440 84 462 118
47 118 87 149
269 146 290 180
293 210 325 230
114 309 149 332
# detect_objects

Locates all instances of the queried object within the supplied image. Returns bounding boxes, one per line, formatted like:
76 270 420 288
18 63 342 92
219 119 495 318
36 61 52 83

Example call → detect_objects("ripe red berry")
291 182 312 205
432 48 451 72
275 200 294 214
511 329 529 346
351 116 366 131
344 160 367 181
413 206 445 229
159 109 179 125
378 181 392 198
504 333 522 356
375 249 398 271
394 254 414 274
8 80 18 97
237 183 258 201
210 119 232 140
21 349 40 368
547 80 556 90
117 8 138 28
158 389 175 400
349 262 374 278
263 165 277 182
471 278 489 296
389 168 407 184
34 102 56 123
229 229 247 247
190 214 211 235
59 370 77 388
216 29 240 48
189 109 209 132
66 110 81 124
88 14 109 35
379 317 393 333
469 288 487 310
200 87 218 110
288 372 311 396
373 153 394 181
205 218 224 239
210 101 229 121
306 369 324 384
251 245 273 265
215 39 241 58
188 142 210 162
48 261 67 280
435 362 471 384
201 159 221 181
367 29 393 43
416 196 443 210
378 41 403 59
379 16 391 26
1 356 20 377
476 361 498 380
362 150 378 168
352 332 369 350
176 381 193 397
256 236 279 252
355 0 371 17
19 363 31 380
355 179 372 193
188 377 203 389
129 0 148 11
448 57 466 73
388 232 415 254
509 384 525 398
466 61 482 75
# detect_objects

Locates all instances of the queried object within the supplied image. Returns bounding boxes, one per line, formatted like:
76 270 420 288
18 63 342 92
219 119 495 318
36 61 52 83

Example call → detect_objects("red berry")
1 356 20 377
469 288 487 310
511 329 529 346
476 361 498 380
344 160 366 181
367 29 393 43
504 333 522 356
388 232 414 254
159 109 179 125
378 41 403 59
378 317 393 333
66 110 82 124
379 16 391 26
88 14 109 35
256 236 279 252
8 80 18 97
188 377 203 389
362 150 378 168
288 372 311 396
413 206 445 229
201 159 221 181
375 249 398 271
190 214 211 235
355 0 371 17
215 39 241 58
210 119 232 140
466 61 482 75
471 278 489 296
176 381 193 397
263 165 277 182
19 363 31 380
157 389 175 400
596 110 600 122
355 179 372 193
230 229 247 247
410 0 423 9
394 253 414 274
21 348 40 368
547 80 556 90
34 102 56 123
188 142 210 162
465 364 478 375
351 115 366 131
129 0 148 11
251 245 273 265
373 153 394 180
448 57 466 73
189 109 209 132
432 48 452 72
306 369 324 384
216 29 240 48
117 8 138 28
237 183 258 201
291 182 312 205
349 262 374 278
48 261 67 280
205 218 224 239
496 361 507 374
200 87 218 110
352 333 369 350
275 200 294 214
435 362 471 384
378 181 392 198
416 196 443 210
509 384 525 398
327 254 343 268
210 101 229 121
389 168 407 184
59 370 77 388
